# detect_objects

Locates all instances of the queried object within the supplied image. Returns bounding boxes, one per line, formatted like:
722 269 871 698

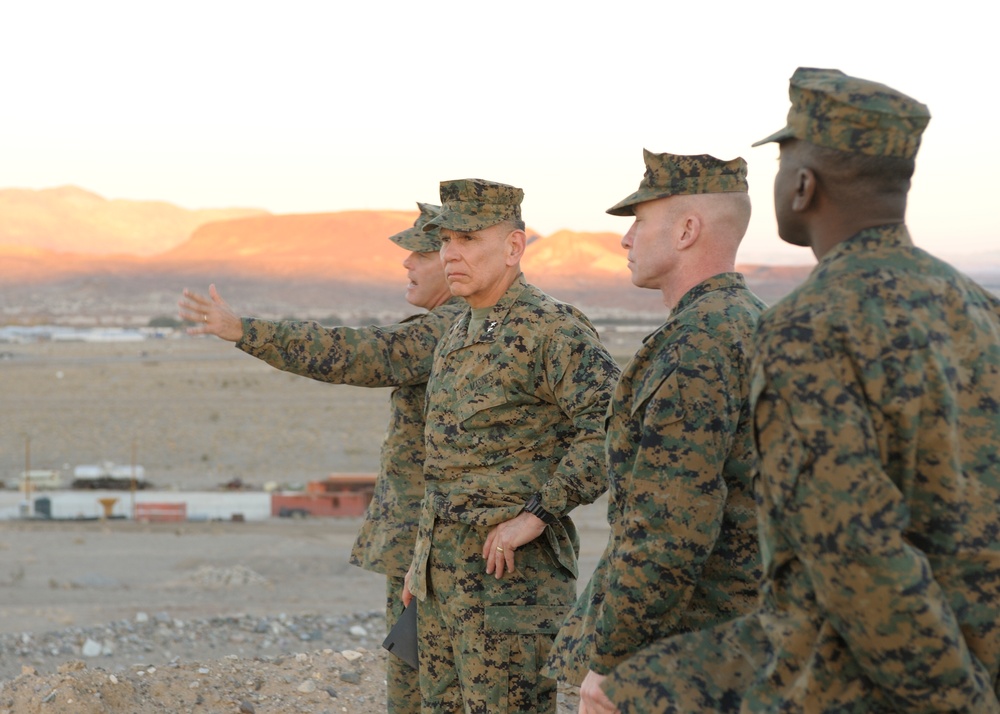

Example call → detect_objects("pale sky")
2 0 997 266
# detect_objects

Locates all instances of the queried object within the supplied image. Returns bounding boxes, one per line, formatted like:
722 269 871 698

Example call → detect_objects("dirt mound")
1 647 388 713
1 646 582 713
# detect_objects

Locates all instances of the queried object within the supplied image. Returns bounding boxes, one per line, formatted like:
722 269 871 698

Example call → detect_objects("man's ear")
676 214 702 251
506 229 527 266
792 168 818 212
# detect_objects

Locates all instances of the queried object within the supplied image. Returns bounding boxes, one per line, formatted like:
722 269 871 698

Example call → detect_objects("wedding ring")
203 314 209 323
496 546 504 552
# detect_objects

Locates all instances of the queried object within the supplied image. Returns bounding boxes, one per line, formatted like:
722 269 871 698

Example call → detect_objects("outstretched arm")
178 284 243 342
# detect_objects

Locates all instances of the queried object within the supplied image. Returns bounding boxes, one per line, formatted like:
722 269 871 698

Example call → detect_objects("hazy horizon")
2 1 996 270
3 183 998 273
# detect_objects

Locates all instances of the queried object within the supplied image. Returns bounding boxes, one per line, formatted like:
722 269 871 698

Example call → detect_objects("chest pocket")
630 366 684 424
453 375 509 428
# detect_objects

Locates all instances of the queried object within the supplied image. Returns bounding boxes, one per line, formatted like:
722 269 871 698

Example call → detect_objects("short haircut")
799 141 915 199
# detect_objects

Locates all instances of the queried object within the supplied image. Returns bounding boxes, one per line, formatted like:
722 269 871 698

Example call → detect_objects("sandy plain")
0 335 624 711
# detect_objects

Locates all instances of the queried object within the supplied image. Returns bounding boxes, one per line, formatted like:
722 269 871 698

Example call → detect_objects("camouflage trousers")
417 519 575 714
386 574 420 714
601 614 762 713
541 563 602 686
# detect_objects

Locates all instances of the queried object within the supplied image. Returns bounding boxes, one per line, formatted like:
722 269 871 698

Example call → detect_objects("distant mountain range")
1 186 995 326
0 186 266 256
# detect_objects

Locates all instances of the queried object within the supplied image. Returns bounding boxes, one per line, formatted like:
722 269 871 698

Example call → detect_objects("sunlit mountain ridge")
0 186 268 257
3 187 996 325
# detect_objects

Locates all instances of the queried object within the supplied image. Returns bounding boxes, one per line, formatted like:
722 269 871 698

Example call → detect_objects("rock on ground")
0 614 581 713
0 647 387 714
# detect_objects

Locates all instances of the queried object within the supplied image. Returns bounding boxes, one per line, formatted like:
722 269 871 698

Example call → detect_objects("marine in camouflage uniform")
180 203 465 714
603 69 1000 713
543 152 765 710
404 179 620 714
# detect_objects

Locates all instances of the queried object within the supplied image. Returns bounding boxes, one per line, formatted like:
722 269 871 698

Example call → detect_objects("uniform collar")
672 272 748 314
818 223 913 267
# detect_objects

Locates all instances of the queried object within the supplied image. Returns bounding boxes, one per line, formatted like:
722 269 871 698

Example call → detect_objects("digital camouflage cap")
606 150 748 217
423 179 523 232
388 202 444 252
752 67 931 158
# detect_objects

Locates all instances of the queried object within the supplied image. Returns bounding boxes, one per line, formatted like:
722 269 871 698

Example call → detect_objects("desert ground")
0 335 627 712
0 336 399 492
0 327 644 492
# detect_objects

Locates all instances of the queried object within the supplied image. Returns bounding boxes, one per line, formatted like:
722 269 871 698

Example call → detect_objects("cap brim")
605 192 640 217
389 226 441 252
606 185 675 217
751 125 795 148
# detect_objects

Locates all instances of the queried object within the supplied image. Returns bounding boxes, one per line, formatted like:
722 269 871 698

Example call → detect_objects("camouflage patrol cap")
606 150 748 217
752 67 930 158
388 202 444 252
423 179 523 232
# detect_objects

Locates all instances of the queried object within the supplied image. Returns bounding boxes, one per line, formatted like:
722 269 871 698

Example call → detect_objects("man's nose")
621 227 634 249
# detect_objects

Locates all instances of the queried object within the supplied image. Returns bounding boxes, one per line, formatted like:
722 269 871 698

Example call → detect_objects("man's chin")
776 228 809 248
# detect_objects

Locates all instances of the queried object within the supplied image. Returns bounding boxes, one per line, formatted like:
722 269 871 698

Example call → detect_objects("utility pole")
130 436 137 521
23 435 32 518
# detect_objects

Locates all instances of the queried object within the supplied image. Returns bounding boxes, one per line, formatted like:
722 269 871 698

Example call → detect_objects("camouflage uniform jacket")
237 298 466 578
749 224 1000 712
573 273 764 676
409 274 620 599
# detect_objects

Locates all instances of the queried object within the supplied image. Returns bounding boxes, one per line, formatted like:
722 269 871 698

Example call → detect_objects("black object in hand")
381 599 418 670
